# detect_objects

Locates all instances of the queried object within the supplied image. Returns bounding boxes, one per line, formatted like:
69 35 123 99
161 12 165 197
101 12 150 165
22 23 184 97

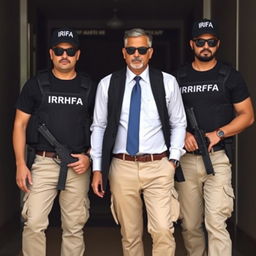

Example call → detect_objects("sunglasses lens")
125 47 150 55
53 47 77 56
53 48 64 56
194 39 218 47
195 39 206 47
125 47 136 55
207 39 218 47
137 47 149 55
66 48 77 56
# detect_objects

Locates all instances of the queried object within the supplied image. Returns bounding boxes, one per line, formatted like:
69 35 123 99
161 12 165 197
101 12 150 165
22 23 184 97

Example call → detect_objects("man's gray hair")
124 28 153 47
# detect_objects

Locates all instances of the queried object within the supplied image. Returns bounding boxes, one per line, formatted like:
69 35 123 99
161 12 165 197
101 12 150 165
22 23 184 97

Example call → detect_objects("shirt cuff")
92 158 102 171
169 148 186 160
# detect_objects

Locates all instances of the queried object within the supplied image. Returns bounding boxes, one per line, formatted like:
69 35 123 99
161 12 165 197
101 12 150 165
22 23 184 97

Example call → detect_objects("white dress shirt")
91 66 187 171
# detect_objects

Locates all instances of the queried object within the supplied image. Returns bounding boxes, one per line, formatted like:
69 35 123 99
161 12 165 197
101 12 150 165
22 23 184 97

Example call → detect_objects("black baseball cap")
50 28 80 48
192 19 218 38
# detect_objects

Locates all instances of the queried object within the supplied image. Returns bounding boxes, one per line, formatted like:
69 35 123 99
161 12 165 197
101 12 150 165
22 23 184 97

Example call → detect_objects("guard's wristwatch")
170 159 180 168
216 129 225 140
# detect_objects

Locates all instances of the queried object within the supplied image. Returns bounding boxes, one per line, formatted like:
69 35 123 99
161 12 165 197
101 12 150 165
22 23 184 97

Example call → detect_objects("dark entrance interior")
31 0 203 78
76 28 182 81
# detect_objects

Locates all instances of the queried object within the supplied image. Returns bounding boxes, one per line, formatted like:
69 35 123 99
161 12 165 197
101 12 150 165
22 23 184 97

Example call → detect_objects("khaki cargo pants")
176 150 235 256
22 155 90 256
109 157 180 256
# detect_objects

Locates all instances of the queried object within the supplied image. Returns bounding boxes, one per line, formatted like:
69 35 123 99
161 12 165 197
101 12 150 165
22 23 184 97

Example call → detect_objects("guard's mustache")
200 49 212 54
59 58 71 63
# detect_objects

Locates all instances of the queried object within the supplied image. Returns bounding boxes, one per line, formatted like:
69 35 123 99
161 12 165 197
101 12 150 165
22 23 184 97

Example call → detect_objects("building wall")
237 0 256 242
212 0 256 247
0 0 20 240
211 0 237 66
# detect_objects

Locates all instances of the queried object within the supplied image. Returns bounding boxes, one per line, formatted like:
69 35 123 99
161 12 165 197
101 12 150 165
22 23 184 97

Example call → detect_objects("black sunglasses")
125 47 150 55
193 38 219 47
52 47 77 57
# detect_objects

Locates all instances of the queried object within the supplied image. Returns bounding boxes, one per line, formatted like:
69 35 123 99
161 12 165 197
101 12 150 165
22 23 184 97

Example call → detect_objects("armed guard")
175 19 254 256
13 28 95 256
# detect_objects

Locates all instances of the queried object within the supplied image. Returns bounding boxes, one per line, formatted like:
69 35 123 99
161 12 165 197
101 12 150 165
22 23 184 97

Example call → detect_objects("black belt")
113 152 167 162
187 144 224 155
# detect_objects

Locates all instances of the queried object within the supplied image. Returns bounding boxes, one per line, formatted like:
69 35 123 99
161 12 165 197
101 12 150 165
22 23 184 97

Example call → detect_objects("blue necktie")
126 76 141 155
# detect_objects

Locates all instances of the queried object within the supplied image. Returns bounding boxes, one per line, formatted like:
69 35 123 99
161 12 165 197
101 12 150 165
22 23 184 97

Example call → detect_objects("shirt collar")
126 66 150 84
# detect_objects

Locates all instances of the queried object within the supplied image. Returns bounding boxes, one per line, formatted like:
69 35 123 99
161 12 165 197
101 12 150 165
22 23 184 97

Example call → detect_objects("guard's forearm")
220 112 254 137
13 122 27 167
219 98 254 137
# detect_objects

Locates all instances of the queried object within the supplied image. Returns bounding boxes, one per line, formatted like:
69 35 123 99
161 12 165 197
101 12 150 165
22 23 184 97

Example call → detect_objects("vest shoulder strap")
79 72 93 89
218 63 232 86
176 63 232 87
36 70 93 93
176 65 189 84
36 70 51 94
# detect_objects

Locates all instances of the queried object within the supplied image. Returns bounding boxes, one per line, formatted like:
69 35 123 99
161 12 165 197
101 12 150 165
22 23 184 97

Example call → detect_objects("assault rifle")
186 108 215 175
38 123 78 190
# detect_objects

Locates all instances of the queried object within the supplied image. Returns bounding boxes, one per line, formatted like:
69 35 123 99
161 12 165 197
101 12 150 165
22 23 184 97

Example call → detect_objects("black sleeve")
16 77 42 114
88 80 98 119
226 69 250 104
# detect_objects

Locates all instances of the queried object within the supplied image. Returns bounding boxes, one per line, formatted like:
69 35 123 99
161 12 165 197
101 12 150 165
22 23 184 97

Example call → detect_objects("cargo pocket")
170 188 180 222
21 193 30 221
78 197 90 225
221 185 235 218
84 197 90 224
110 195 119 225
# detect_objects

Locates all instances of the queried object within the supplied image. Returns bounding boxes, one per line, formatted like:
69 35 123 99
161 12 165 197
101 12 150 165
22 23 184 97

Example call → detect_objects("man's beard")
195 49 215 62
130 57 144 69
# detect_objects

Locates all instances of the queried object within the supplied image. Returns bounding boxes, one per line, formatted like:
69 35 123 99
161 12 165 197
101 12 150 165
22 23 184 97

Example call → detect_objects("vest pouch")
26 114 39 144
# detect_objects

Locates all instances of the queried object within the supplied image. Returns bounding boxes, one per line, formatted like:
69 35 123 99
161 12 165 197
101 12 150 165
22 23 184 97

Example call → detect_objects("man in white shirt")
91 28 186 256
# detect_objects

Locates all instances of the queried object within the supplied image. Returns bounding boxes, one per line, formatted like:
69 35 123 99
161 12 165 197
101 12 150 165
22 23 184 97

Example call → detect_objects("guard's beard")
197 54 215 62
195 49 215 62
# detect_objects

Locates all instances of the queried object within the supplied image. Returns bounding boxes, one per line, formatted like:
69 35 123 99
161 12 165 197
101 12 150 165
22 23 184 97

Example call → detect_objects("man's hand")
184 132 198 152
205 131 221 152
91 171 105 198
169 161 176 168
16 165 32 192
68 153 91 174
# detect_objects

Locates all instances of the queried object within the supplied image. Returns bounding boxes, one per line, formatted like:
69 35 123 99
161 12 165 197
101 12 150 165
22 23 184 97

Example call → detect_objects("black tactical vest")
176 63 234 133
26 71 93 153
